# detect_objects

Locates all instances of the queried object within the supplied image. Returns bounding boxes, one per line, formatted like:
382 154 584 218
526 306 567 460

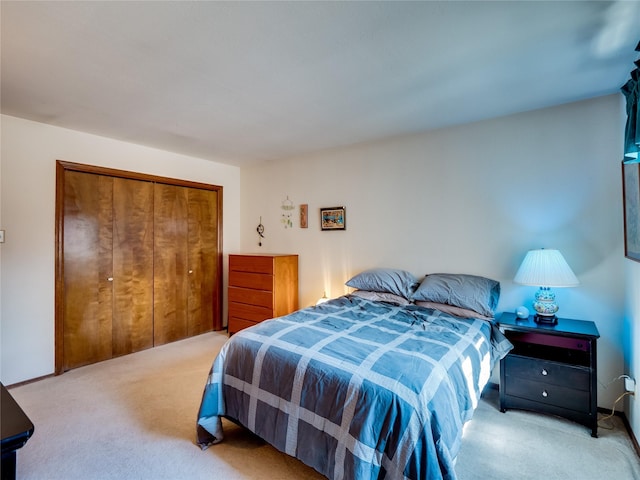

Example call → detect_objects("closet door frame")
55 160 223 375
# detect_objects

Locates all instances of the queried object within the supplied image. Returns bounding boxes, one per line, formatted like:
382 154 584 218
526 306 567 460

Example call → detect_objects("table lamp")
513 248 579 325
316 292 329 305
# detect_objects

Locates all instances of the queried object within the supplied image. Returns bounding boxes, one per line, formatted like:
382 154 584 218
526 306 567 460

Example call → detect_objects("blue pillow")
345 268 418 300
411 273 500 318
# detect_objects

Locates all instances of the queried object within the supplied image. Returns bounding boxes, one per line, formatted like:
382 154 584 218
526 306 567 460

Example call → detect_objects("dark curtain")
622 41 640 160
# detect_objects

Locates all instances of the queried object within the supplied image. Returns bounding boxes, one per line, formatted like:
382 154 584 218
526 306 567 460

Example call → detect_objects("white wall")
241 94 627 410
0 115 241 385
625 252 640 443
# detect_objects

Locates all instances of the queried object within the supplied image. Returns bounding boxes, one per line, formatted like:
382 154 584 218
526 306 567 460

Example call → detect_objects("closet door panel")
112 178 155 356
187 188 218 336
154 183 189 345
63 172 113 370
56 161 223 373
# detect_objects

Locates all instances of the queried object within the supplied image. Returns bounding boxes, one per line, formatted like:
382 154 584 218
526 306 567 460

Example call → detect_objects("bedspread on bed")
197 295 512 480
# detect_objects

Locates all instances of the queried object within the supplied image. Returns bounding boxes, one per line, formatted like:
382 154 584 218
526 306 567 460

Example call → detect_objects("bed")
196 269 512 480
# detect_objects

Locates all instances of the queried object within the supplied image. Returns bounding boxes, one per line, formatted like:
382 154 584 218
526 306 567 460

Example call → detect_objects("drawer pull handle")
542 390 548 398
541 369 548 376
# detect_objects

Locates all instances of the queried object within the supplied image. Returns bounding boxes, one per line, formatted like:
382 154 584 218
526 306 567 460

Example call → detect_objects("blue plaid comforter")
197 295 512 480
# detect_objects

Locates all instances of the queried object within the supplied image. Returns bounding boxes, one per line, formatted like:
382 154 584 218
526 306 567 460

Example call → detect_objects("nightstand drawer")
507 331 591 352
504 355 590 391
504 377 590 412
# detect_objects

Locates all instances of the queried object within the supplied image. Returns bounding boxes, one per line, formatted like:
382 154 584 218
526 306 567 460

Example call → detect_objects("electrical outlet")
625 376 636 393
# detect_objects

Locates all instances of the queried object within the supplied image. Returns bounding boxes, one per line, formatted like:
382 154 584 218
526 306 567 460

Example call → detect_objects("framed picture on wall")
320 206 346 231
300 204 308 228
623 161 640 262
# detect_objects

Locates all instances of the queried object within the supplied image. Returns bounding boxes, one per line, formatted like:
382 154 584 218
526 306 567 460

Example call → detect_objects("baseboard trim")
5 373 55 389
599 407 640 459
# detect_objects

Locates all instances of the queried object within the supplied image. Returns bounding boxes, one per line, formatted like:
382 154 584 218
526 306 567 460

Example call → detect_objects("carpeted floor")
457 387 640 479
7 331 640 479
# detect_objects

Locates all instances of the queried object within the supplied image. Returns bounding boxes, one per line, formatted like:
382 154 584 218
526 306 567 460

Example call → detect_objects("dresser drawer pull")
541 369 548 376
542 390 548 398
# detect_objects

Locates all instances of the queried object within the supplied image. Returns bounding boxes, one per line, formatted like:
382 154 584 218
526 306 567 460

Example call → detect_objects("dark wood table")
497 312 600 437
1 383 34 480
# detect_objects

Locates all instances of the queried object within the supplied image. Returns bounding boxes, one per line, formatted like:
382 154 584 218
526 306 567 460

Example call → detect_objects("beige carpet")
457 388 640 479
7 331 640 480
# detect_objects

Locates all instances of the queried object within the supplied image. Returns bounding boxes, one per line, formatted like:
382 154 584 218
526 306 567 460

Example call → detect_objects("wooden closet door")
187 188 218 336
112 178 154 356
56 161 223 373
63 171 113 370
154 183 189 345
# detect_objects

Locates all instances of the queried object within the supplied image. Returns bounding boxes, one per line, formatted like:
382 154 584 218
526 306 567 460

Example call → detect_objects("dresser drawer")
504 355 590 391
228 302 273 322
504 377 590 412
228 317 260 334
229 255 274 274
228 286 273 309
229 271 273 291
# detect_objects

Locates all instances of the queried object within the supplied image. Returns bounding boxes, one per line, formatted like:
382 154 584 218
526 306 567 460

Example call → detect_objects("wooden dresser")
228 254 298 334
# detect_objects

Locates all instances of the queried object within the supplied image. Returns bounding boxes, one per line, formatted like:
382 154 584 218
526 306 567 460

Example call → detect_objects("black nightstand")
497 312 600 437
1 383 34 480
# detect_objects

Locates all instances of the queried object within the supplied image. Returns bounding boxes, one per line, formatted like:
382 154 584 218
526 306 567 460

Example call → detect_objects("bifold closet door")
111 178 154 357
187 188 218 336
63 172 114 370
153 183 189 345
63 173 155 370
154 185 218 345
58 161 222 373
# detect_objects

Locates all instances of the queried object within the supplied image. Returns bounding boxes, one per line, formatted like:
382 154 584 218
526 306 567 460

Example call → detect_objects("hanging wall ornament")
256 216 265 246
281 196 294 228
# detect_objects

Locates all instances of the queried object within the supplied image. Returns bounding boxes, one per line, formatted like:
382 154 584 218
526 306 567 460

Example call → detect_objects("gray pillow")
414 301 494 320
345 268 418 300
411 273 500 318
351 290 411 306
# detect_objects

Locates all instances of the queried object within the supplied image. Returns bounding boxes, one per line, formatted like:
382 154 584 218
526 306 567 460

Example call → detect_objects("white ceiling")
1 1 639 167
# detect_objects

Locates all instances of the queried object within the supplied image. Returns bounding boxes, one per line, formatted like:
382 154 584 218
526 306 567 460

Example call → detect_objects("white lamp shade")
513 249 579 287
